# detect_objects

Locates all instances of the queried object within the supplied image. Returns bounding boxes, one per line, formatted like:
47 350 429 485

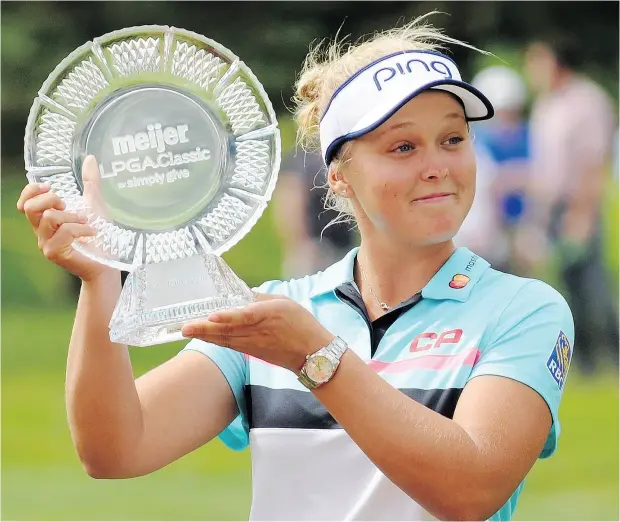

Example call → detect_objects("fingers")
22 190 67 230
182 299 277 343
207 309 250 325
81 155 100 187
81 155 106 214
181 321 249 350
38 208 89 242
209 300 277 325
182 319 234 339
17 183 51 213
253 292 286 302
41 222 96 263
201 294 285 325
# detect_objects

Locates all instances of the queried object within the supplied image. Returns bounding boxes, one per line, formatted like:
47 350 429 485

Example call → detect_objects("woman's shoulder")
253 269 334 302
254 249 357 302
477 267 572 323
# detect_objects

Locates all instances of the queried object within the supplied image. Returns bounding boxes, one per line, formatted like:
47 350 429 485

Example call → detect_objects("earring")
341 188 348 197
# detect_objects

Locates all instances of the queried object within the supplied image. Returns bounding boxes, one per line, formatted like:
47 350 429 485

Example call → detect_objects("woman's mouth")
413 192 455 203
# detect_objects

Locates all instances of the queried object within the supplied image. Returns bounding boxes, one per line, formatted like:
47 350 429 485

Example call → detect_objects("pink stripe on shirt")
367 348 481 373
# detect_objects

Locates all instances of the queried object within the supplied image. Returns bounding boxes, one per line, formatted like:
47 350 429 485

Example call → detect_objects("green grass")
1 309 253 521
513 374 619 521
2 376 252 521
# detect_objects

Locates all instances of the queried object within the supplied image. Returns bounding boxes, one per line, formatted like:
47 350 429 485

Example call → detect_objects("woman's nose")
421 166 449 181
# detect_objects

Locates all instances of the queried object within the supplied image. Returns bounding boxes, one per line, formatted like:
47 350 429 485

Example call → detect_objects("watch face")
306 355 335 383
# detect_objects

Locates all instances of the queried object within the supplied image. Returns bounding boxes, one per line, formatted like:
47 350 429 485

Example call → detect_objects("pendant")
380 302 390 311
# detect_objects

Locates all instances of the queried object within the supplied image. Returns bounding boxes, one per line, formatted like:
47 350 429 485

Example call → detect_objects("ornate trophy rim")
24 25 281 272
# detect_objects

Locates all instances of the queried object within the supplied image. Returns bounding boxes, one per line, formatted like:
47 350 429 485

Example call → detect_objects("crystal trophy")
24 26 281 347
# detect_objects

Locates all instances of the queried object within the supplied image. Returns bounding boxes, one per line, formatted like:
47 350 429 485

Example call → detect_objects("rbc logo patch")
547 331 572 389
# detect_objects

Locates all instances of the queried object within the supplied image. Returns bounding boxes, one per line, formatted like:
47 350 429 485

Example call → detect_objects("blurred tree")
2 1 618 170
2 1 618 303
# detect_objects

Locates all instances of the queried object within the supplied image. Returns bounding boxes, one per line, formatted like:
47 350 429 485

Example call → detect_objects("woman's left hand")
181 293 335 373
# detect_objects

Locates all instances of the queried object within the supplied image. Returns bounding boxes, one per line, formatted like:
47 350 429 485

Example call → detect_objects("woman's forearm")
312 349 499 520
66 270 144 476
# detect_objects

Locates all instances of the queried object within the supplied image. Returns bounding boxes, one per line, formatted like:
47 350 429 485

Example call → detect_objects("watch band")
298 336 348 389
324 336 348 360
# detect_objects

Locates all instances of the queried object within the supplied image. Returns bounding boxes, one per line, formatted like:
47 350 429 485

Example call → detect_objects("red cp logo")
409 329 463 352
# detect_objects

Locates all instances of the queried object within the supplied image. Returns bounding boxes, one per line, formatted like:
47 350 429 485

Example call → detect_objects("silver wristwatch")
298 336 348 389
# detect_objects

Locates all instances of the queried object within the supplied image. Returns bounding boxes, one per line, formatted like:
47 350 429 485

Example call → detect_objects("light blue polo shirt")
184 247 574 521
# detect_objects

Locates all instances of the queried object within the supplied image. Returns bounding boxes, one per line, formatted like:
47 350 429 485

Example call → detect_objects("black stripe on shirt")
245 385 463 430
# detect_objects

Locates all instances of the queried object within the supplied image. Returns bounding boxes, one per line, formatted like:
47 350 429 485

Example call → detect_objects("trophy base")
109 254 255 347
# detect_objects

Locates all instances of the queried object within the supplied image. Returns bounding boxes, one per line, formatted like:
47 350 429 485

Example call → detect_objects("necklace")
358 260 391 311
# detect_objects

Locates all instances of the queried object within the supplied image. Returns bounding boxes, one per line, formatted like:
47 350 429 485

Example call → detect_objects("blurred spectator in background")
274 148 358 278
614 126 619 182
452 138 505 268
523 36 618 374
455 66 532 275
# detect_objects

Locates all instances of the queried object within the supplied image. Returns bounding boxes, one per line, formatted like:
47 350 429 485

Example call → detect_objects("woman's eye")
444 136 464 146
393 143 414 153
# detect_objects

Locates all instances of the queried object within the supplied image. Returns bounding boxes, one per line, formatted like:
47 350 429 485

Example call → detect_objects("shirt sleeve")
179 279 285 451
468 280 575 458
182 338 249 451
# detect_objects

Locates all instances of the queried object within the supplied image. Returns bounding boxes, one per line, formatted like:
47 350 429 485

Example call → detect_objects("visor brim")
324 79 494 164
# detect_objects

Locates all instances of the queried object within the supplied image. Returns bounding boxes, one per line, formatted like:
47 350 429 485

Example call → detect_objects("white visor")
319 50 494 164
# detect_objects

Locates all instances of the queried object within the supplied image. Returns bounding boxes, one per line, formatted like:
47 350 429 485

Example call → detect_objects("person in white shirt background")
523 36 618 375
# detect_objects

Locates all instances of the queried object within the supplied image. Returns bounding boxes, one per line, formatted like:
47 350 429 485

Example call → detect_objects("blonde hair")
293 11 486 228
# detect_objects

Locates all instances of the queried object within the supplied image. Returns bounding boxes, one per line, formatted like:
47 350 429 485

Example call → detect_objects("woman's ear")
327 164 350 197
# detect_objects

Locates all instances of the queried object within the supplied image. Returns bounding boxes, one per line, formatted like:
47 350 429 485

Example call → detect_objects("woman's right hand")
17 155 111 283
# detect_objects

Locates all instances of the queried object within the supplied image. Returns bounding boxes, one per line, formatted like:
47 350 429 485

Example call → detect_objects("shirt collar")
421 248 490 302
309 247 359 298
309 246 490 302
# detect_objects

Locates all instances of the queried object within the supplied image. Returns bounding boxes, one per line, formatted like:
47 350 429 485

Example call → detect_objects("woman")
17 15 573 521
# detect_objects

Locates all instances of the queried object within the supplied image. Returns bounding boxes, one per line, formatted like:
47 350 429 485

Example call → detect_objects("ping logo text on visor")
319 50 494 164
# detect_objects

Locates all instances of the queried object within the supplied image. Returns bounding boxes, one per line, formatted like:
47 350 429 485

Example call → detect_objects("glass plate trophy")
24 26 281 347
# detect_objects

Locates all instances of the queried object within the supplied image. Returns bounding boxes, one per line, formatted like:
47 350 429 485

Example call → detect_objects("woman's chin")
393 231 458 249
419 226 460 246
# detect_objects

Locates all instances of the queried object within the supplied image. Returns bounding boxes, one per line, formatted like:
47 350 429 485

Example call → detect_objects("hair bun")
296 66 324 104
294 64 327 151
